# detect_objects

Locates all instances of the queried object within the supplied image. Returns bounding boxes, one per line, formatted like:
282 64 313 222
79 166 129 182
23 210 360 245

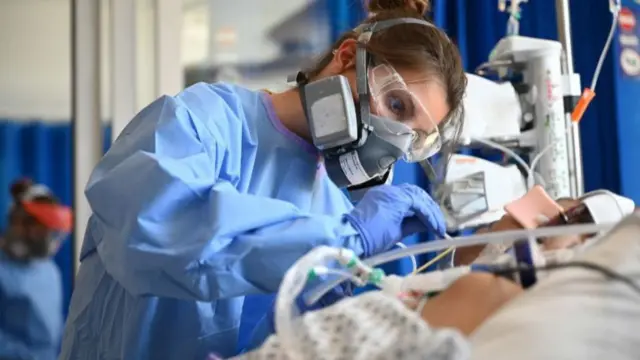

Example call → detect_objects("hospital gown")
0 248 63 360
59 83 364 359
232 291 469 360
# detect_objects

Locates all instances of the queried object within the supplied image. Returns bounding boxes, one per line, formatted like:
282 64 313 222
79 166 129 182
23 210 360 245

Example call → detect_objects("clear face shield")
21 201 73 256
368 64 443 163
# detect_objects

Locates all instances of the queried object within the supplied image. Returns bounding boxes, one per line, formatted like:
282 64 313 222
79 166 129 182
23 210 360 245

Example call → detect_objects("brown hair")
305 0 466 179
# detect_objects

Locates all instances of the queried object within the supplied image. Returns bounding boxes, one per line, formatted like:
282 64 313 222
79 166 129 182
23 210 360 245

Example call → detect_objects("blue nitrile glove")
345 183 446 257
244 284 351 352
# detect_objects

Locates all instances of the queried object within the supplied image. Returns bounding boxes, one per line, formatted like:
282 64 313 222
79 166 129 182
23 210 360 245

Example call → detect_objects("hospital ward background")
1 0 640 358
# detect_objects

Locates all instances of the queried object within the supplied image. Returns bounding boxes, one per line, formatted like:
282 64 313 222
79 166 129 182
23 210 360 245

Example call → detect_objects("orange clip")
571 88 596 123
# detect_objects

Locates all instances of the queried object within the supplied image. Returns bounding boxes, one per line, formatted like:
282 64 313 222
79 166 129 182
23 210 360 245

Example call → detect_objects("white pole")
154 0 184 97
110 0 138 140
555 0 584 197
71 0 103 273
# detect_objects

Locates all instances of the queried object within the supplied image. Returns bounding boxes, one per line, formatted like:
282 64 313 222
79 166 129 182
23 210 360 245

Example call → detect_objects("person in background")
0 179 73 360
59 0 467 358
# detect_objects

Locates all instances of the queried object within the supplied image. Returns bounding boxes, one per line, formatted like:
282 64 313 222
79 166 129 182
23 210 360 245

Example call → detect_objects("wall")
0 0 308 122
206 0 308 65
0 0 74 121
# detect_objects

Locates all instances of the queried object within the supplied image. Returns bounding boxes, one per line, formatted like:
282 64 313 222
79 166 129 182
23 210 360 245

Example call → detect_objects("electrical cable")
473 137 537 191
394 242 417 273
591 7 619 90
413 247 455 274
473 137 531 177
527 125 574 189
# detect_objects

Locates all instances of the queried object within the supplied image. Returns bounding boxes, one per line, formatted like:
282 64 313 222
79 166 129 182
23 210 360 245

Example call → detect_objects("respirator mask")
291 18 445 189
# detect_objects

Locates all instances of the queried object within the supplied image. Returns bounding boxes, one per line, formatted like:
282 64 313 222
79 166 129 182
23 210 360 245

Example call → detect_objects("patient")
234 215 640 360
233 191 637 360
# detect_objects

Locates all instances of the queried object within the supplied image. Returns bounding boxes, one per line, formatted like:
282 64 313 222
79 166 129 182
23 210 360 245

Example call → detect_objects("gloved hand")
345 183 446 257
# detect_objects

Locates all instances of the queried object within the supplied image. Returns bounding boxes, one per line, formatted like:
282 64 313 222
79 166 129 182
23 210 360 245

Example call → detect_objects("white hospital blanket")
232 291 470 360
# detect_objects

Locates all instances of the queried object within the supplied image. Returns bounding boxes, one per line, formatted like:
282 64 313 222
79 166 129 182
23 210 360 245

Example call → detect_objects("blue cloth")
59 83 367 359
0 249 63 360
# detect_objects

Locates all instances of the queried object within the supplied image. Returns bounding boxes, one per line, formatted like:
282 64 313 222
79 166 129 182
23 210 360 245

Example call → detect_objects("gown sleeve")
0 330 33 360
86 83 363 301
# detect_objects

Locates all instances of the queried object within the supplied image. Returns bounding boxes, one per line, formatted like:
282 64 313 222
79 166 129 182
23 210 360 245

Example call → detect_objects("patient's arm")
453 216 521 266
419 273 523 335
453 227 490 266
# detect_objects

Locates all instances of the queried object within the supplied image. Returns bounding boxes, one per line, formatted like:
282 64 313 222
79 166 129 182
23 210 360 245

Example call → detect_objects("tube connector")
380 275 405 296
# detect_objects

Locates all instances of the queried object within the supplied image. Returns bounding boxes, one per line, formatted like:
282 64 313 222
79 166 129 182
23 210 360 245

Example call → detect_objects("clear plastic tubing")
305 222 613 305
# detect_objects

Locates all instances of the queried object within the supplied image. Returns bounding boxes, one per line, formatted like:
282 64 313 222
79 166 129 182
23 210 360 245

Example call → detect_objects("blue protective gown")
0 248 63 360
59 83 364 359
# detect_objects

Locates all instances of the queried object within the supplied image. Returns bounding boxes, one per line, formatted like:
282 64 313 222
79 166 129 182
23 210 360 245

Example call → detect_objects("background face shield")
22 201 73 232
368 64 442 162
22 201 72 256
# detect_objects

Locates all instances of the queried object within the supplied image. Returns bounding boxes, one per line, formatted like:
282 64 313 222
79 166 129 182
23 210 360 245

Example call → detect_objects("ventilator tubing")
275 246 345 358
305 222 613 305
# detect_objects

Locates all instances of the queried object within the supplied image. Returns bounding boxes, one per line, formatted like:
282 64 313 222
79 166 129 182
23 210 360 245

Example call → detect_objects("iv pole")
555 0 585 197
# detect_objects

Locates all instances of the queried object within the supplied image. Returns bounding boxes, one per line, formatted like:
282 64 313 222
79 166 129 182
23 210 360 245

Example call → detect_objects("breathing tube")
304 222 612 305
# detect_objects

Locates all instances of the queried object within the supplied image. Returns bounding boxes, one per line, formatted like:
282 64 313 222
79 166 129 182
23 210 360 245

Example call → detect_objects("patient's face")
494 198 585 251
542 199 584 250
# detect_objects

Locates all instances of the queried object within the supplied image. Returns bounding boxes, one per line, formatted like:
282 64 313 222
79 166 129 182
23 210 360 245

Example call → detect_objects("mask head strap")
289 18 441 151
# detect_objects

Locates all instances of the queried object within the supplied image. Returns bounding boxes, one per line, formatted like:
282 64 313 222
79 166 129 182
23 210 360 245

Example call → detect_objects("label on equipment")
339 151 371 185
619 34 639 47
621 48 640 77
619 7 636 32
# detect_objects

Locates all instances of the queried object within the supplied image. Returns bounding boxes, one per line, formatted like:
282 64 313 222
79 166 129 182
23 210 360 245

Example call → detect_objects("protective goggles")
368 64 443 162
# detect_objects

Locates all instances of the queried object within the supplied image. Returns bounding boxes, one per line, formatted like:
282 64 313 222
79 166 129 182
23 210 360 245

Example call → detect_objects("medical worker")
0 179 73 360
59 0 466 358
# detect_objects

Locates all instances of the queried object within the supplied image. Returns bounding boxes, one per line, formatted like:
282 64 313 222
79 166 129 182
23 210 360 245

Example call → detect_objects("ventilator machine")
430 0 622 231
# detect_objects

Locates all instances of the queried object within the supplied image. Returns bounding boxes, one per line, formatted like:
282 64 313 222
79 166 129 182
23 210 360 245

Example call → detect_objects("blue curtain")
614 0 640 202
0 120 112 318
